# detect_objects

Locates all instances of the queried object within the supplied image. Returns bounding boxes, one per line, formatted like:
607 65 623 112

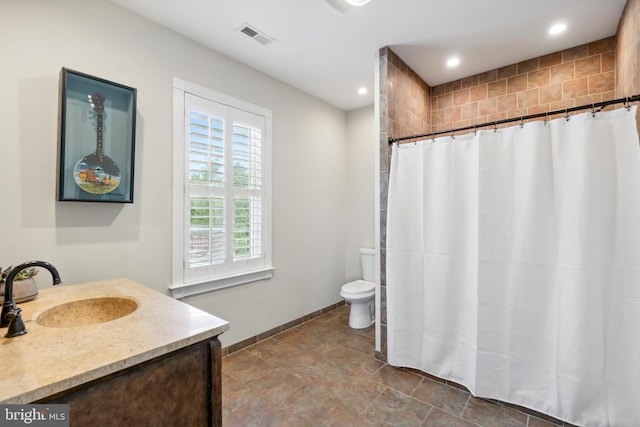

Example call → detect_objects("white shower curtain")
386 106 640 427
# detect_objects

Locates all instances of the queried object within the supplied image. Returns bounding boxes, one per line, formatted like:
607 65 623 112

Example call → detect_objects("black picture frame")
58 68 137 203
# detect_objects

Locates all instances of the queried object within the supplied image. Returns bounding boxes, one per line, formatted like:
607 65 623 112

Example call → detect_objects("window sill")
169 267 274 299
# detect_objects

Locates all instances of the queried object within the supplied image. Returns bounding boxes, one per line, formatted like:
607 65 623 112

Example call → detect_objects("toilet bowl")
341 279 375 329
341 248 376 329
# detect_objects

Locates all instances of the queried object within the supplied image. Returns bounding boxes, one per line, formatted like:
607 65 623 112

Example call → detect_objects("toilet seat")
341 279 375 329
341 280 374 297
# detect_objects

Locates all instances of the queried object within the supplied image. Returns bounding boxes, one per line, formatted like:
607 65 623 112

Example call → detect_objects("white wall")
0 0 374 346
345 106 376 281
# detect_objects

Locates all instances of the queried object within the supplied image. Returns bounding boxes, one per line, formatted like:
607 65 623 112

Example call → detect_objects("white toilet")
341 248 376 329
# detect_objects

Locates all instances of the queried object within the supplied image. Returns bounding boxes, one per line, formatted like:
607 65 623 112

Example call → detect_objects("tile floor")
222 305 569 427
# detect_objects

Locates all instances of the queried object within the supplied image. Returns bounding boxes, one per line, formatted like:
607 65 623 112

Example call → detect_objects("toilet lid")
342 280 375 295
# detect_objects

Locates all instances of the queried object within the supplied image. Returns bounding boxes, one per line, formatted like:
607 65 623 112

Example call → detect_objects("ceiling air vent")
238 24 275 46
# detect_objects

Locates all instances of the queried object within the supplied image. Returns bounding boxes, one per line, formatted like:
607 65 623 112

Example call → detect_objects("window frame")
170 78 273 298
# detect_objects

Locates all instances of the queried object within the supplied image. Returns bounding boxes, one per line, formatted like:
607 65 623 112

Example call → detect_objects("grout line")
362 385 387 414
409 377 424 397
371 362 386 377
420 404 433 425
460 393 472 423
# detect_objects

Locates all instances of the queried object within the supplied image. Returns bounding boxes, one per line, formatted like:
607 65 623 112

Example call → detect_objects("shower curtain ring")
494 121 498 133
520 117 524 128
565 109 570 121
625 97 631 111
591 104 596 118
544 112 548 125
473 125 477 136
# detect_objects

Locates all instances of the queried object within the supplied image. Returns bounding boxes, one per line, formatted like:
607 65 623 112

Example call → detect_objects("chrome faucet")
1 261 62 337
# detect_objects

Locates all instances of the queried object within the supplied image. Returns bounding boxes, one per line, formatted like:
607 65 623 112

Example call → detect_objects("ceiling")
109 0 627 111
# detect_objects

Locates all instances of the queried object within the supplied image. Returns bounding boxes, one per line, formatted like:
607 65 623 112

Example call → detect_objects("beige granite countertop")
0 278 229 404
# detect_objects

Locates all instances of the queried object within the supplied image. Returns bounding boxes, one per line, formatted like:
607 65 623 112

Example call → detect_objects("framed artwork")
58 68 137 202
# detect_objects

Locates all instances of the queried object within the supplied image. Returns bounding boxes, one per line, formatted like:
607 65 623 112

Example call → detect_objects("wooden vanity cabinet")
37 337 222 427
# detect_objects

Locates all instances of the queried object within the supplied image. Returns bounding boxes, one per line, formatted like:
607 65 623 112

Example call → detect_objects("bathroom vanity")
0 278 229 426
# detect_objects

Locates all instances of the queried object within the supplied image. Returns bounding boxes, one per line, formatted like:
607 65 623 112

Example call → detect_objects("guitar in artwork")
73 93 121 194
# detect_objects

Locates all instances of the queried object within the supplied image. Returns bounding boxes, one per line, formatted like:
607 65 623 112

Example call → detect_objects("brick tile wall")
387 49 430 139
430 37 616 133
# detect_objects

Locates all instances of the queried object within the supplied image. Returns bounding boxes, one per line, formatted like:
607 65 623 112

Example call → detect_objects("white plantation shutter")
188 104 226 268
171 80 272 297
232 121 263 261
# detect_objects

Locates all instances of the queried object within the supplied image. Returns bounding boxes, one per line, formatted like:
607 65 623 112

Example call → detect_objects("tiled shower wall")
377 47 429 361
384 48 430 139
430 37 616 133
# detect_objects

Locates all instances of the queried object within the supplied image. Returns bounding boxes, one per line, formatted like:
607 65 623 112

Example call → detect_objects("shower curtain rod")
388 94 640 144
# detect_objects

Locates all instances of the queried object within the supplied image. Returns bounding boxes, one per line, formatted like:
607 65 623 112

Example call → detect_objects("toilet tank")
360 248 376 282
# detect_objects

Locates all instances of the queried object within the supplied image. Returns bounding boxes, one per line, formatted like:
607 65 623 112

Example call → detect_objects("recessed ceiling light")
549 23 567 35
446 57 460 68
358 87 368 95
326 0 371 12
345 0 371 5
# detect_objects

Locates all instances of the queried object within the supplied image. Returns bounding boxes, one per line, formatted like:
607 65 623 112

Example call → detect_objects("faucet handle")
5 306 21 320
5 306 28 338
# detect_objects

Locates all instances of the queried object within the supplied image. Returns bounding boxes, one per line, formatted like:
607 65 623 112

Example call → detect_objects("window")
171 78 272 298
